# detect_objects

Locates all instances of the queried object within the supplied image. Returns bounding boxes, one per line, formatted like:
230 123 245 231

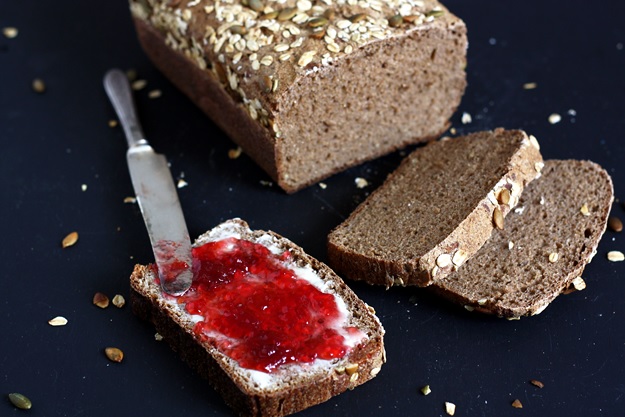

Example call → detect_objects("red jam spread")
172 237 363 373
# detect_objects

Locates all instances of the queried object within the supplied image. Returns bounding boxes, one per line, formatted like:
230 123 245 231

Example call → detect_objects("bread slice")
129 0 467 192
430 160 614 318
130 218 385 417
327 129 543 287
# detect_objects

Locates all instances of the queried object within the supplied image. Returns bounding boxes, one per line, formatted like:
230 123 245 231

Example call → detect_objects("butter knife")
104 69 193 295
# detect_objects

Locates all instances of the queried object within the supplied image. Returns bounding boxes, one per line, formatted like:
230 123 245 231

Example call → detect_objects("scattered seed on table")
93 292 110 308
112 294 125 308
607 251 625 262
511 399 523 408
3 27 18 38
548 113 561 124
530 379 545 388
61 231 78 248
104 347 124 363
8 393 32 410
608 216 623 232
32 78 46 93
48 316 68 326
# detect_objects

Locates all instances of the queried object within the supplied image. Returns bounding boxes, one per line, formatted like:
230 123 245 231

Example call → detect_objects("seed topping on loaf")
131 0 452 136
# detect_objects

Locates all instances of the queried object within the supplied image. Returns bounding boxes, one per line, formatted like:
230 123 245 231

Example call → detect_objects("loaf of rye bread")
128 0 467 192
431 160 613 318
327 129 543 287
130 218 385 417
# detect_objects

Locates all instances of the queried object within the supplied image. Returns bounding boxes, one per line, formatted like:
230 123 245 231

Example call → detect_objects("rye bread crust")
129 0 467 193
327 129 543 287
430 160 614 318
130 219 385 417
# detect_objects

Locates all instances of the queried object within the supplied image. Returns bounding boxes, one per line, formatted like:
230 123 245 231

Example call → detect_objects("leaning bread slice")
327 128 543 287
130 218 385 417
430 160 613 318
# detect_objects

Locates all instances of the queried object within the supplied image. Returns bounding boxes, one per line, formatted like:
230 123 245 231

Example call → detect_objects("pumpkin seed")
349 13 367 23
248 0 264 12
388 14 403 28
277 7 297 21
105 347 124 363
493 207 504 229
308 17 328 28
426 9 445 18
8 393 32 410
62 231 78 248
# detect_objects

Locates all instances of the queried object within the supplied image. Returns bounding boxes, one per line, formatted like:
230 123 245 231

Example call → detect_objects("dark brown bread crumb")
327 129 542 287
129 0 467 192
130 219 385 417
432 160 613 317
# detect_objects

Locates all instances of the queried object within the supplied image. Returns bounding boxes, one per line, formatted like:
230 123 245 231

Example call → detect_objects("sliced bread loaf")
431 160 613 318
327 129 543 287
129 0 467 192
130 218 385 417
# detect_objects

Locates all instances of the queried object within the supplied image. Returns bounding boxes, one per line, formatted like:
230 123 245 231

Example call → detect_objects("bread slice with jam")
130 218 385 417
431 160 613 318
327 129 543 287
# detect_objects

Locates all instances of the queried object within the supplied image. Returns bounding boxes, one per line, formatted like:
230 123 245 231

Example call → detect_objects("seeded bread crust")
129 0 467 193
130 218 385 417
430 160 614 318
327 129 543 287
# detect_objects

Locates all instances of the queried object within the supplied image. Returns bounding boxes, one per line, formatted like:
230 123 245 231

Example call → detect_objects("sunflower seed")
62 231 79 248
105 347 124 363
493 207 504 229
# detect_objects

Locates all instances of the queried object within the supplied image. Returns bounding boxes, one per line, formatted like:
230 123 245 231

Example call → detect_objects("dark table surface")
2 1 625 416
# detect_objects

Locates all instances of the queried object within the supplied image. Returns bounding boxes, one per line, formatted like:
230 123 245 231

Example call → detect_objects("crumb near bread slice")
327 128 543 287
431 160 614 318
130 219 385 417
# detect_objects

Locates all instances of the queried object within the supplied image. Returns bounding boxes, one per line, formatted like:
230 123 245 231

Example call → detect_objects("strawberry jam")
175 237 363 373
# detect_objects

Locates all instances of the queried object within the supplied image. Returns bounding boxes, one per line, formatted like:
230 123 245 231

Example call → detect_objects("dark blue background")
1 1 624 416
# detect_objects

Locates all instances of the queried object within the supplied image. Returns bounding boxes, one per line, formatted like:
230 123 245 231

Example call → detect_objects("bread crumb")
81 184 87 191
318 182 327 189
260 180 273 187
461 112 472 124
511 399 523 408
548 113 562 124
108 119 118 128
580 203 590 216
445 402 456 415
530 379 545 388
123 196 137 204
32 78 46 94
48 316 68 326
420 385 431 395
355 177 368 188
523 82 537 90
154 333 164 341
177 179 188 188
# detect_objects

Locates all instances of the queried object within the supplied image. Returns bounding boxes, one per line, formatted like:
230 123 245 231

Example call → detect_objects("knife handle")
103 69 147 148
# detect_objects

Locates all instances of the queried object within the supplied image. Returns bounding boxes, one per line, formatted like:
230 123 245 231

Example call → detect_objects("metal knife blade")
103 69 193 296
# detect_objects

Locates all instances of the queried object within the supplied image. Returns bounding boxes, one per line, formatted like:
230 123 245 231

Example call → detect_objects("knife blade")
103 69 193 296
